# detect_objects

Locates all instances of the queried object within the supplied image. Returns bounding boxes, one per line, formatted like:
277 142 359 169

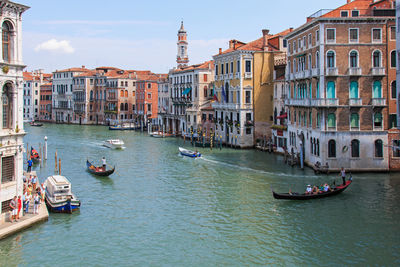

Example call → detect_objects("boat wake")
199 157 317 178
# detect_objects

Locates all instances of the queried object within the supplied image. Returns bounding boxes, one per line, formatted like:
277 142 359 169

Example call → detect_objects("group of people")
304 167 348 195
9 173 45 223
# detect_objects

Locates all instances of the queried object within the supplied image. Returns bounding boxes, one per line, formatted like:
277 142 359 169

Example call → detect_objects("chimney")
82 65 85 69
262 29 270 50
219 48 222 54
229 40 234 49
347 0 351 3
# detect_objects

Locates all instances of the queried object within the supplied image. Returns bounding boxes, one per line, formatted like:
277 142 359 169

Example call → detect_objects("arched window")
375 139 383 157
374 112 383 129
317 139 320 156
327 81 335 98
308 54 312 70
327 113 336 130
351 139 360 158
391 81 396 99
125 90 128 97
293 59 296 72
350 113 359 129
120 103 124 111
373 50 381 67
90 90 93 100
225 82 229 103
2 21 12 62
120 90 124 97
350 51 358 68
350 81 359 99
316 51 320 68
373 80 382 98
327 51 335 68
2 83 13 129
125 103 128 111
391 50 396 68
328 139 336 157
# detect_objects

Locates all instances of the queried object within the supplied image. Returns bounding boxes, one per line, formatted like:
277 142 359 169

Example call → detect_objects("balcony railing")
371 98 386 106
228 73 233 79
284 98 311 106
371 67 385 76
244 72 252 79
312 68 320 76
349 98 362 106
304 69 311 78
235 73 240 79
348 67 362 76
326 67 338 76
294 71 305 80
311 98 339 107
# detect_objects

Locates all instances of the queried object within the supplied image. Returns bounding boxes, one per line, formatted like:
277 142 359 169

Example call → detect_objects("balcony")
311 68 320 76
371 98 386 107
229 73 233 79
349 98 362 106
371 67 385 76
224 74 228 79
284 98 311 106
289 73 294 80
294 71 305 80
304 69 311 78
326 67 338 76
244 72 252 79
235 73 240 79
348 67 362 76
311 98 339 107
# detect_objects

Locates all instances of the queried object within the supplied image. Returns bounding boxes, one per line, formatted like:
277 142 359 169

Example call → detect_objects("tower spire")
177 21 189 68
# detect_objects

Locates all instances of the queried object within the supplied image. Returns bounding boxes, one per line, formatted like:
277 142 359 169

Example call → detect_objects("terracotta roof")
171 60 214 73
41 82 53 86
53 67 89 73
320 0 394 18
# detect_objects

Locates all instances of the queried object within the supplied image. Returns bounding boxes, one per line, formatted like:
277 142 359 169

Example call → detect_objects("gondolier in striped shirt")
102 157 107 171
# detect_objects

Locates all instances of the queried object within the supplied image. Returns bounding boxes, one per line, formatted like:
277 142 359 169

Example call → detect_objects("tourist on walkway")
9 196 17 222
23 190 30 214
32 175 37 191
340 167 346 185
102 157 106 170
33 193 40 214
17 195 22 220
27 158 33 172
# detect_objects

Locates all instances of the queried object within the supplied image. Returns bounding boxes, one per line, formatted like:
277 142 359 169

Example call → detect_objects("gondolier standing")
102 157 106 170
340 167 346 185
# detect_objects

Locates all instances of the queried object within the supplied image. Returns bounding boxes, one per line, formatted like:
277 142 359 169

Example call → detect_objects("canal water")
1 124 399 266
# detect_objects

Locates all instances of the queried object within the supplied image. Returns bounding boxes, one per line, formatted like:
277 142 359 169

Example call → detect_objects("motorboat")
179 147 201 158
44 175 81 213
103 139 125 149
30 121 43 127
109 123 138 130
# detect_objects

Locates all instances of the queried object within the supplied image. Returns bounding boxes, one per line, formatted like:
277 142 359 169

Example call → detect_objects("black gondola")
272 179 352 200
30 122 43 127
86 160 115 176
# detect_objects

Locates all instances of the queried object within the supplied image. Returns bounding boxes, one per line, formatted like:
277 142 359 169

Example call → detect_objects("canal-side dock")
0 203 48 240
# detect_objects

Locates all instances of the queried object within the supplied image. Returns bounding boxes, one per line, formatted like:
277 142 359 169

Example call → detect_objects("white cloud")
34 39 75 54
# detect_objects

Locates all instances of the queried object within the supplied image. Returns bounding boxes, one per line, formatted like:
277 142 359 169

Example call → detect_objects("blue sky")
20 0 345 73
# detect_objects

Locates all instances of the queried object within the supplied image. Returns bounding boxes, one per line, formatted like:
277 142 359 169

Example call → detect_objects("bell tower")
177 21 189 68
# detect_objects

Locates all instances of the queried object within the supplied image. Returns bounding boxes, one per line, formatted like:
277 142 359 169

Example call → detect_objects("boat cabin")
45 175 72 200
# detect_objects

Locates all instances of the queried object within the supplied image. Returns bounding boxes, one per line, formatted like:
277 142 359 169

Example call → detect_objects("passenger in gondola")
305 185 312 194
323 183 331 192
312 186 319 194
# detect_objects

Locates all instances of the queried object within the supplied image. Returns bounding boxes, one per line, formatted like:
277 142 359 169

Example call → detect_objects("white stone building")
23 70 50 122
0 0 29 223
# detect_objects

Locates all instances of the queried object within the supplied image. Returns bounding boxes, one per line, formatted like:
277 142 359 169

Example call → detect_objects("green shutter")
350 113 359 127
316 82 320 98
328 113 336 127
327 81 335 99
350 81 358 98
373 81 382 98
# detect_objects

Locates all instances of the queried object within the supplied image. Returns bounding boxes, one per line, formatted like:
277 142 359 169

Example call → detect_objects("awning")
182 87 192 95
295 53 306 58
276 113 287 119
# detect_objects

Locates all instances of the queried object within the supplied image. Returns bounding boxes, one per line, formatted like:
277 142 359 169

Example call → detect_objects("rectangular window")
340 11 348 17
245 91 251 104
147 104 151 112
389 114 397 128
303 36 307 48
308 34 312 47
245 60 251 73
316 30 320 42
215 65 218 75
351 10 359 17
1 156 15 183
221 64 224 74
283 39 287 48
349 28 359 43
230 62 233 73
147 83 151 89
1 199 12 213
390 26 396 40
203 74 208 82
225 63 229 74
326 28 335 43
372 28 382 43
393 140 400 157
237 61 240 72
293 40 297 51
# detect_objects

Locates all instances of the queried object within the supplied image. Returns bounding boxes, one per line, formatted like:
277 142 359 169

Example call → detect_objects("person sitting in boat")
323 183 331 192
312 186 319 194
305 185 312 194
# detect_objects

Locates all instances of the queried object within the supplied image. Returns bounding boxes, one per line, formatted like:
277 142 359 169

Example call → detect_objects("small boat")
86 160 115 176
103 139 125 149
150 131 164 138
30 147 40 164
44 175 81 213
30 121 43 127
272 179 352 200
109 123 138 131
179 147 201 158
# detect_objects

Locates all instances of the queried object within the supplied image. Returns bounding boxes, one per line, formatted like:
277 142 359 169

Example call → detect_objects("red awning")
276 113 287 119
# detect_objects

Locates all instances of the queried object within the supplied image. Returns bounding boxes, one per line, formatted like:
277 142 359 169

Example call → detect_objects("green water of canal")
0 123 399 266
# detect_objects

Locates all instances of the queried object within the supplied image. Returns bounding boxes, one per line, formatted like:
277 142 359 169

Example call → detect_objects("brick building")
39 82 52 121
285 0 397 171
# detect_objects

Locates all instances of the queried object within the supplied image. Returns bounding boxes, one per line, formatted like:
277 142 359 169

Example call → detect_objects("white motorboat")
103 139 125 149
44 175 81 213
179 147 201 158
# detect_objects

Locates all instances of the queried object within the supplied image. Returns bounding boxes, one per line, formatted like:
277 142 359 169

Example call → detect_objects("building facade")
0 0 29 222
23 70 50 122
39 82 52 121
136 75 161 127
285 0 397 171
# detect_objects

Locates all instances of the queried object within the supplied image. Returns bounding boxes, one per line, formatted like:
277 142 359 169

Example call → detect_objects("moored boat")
272 179 352 200
179 147 201 158
109 123 138 130
103 139 125 149
44 175 81 213
30 121 43 127
30 147 40 164
86 160 115 176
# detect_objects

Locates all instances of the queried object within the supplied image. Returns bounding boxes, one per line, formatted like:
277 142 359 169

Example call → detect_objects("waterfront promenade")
0 123 399 266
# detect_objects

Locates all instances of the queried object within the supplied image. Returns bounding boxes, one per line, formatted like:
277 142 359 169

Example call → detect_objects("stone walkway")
0 202 48 240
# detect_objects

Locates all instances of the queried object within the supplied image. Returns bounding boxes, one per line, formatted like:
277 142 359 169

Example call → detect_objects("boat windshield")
54 189 70 194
